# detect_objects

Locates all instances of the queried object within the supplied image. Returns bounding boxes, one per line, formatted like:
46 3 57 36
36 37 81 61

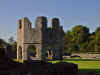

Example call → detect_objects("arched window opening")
28 24 31 29
19 20 22 29
27 45 36 58
46 50 52 60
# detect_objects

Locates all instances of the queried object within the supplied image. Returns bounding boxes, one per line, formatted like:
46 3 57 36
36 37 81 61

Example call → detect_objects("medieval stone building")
17 16 63 60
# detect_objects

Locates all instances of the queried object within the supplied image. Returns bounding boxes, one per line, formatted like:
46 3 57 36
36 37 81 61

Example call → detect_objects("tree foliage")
8 36 14 45
0 38 8 48
72 25 89 43
95 27 100 52
63 25 100 54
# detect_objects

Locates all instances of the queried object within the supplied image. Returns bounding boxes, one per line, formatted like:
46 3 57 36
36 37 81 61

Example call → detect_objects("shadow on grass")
79 69 100 74
49 59 100 74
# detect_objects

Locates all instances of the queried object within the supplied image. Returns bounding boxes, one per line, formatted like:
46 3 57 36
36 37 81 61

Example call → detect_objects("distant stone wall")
72 53 100 59
63 53 100 59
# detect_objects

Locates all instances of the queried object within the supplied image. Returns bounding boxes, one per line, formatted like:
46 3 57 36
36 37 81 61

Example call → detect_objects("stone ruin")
17 16 63 60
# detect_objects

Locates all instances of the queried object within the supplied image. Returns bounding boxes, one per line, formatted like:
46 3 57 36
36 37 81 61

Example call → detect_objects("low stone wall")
63 53 100 59
72 53 100 59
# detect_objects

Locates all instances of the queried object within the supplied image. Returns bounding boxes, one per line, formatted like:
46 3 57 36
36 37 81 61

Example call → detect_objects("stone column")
22 44 28 60
41 48 46 61
52 48 62 60
17 46 20 60
55 48 63 60
52 48 56 60
17 45 22 60
36 47 41 60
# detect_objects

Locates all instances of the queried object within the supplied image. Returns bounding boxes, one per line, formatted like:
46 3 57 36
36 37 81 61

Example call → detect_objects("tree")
95 27 100 52
8 36 14 45
0 39 7 45
71 25 90 52
63 30 73 53
8 36 17 58
62 25 100 54
86 32 95 52
72 25 89 43
0 38 8 48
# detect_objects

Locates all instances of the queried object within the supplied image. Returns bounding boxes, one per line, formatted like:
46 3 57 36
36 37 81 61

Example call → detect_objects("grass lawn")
49 59 100 74
13 59 24 63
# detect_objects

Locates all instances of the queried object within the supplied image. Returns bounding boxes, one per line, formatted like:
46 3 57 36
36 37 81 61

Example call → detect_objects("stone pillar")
41 48 46 61
52 48 62 60
17 46 22 60
36 47 41 60
22 44 28 60
55 48 63 60
17 46 19 60
52 48 56 60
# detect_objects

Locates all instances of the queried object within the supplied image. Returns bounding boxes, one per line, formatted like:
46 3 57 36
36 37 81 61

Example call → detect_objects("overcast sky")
0 0 100 41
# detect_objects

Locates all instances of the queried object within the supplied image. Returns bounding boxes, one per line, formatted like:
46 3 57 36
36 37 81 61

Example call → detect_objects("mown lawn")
49 59 100 74
13 59 24 63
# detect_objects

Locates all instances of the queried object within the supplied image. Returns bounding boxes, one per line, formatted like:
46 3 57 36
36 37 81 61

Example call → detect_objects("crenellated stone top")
17 16 62 30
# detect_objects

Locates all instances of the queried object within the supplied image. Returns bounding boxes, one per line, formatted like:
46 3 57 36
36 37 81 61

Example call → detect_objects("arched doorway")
27 45 36 59
46 50 53 60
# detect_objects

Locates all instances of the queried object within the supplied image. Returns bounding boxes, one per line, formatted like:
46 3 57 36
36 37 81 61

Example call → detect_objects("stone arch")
27 45 37 59
45 45 53 60
19 20 22 29
46 49 53 60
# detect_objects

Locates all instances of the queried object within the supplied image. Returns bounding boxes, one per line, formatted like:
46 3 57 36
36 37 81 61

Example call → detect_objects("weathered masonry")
17 16 63 60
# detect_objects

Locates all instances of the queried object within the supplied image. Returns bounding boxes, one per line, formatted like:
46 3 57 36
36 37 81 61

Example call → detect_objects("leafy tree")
8 37 17 58
72 25 89 43
63 30 73 53
0 38 8 48
63 25 100 54
86 32 95 52
8 36 14 45
95 27 100 52
71 25 90 51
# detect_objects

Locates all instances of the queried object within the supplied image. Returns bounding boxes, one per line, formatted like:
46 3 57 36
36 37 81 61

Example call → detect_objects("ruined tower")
17 16 63 61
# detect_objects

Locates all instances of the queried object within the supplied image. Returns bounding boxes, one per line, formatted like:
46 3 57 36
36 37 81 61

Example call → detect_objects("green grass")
49 59 100 74
13 59 24 63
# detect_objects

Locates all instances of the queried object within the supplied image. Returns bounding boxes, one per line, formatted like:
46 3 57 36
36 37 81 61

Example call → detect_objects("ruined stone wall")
17 16 63 60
